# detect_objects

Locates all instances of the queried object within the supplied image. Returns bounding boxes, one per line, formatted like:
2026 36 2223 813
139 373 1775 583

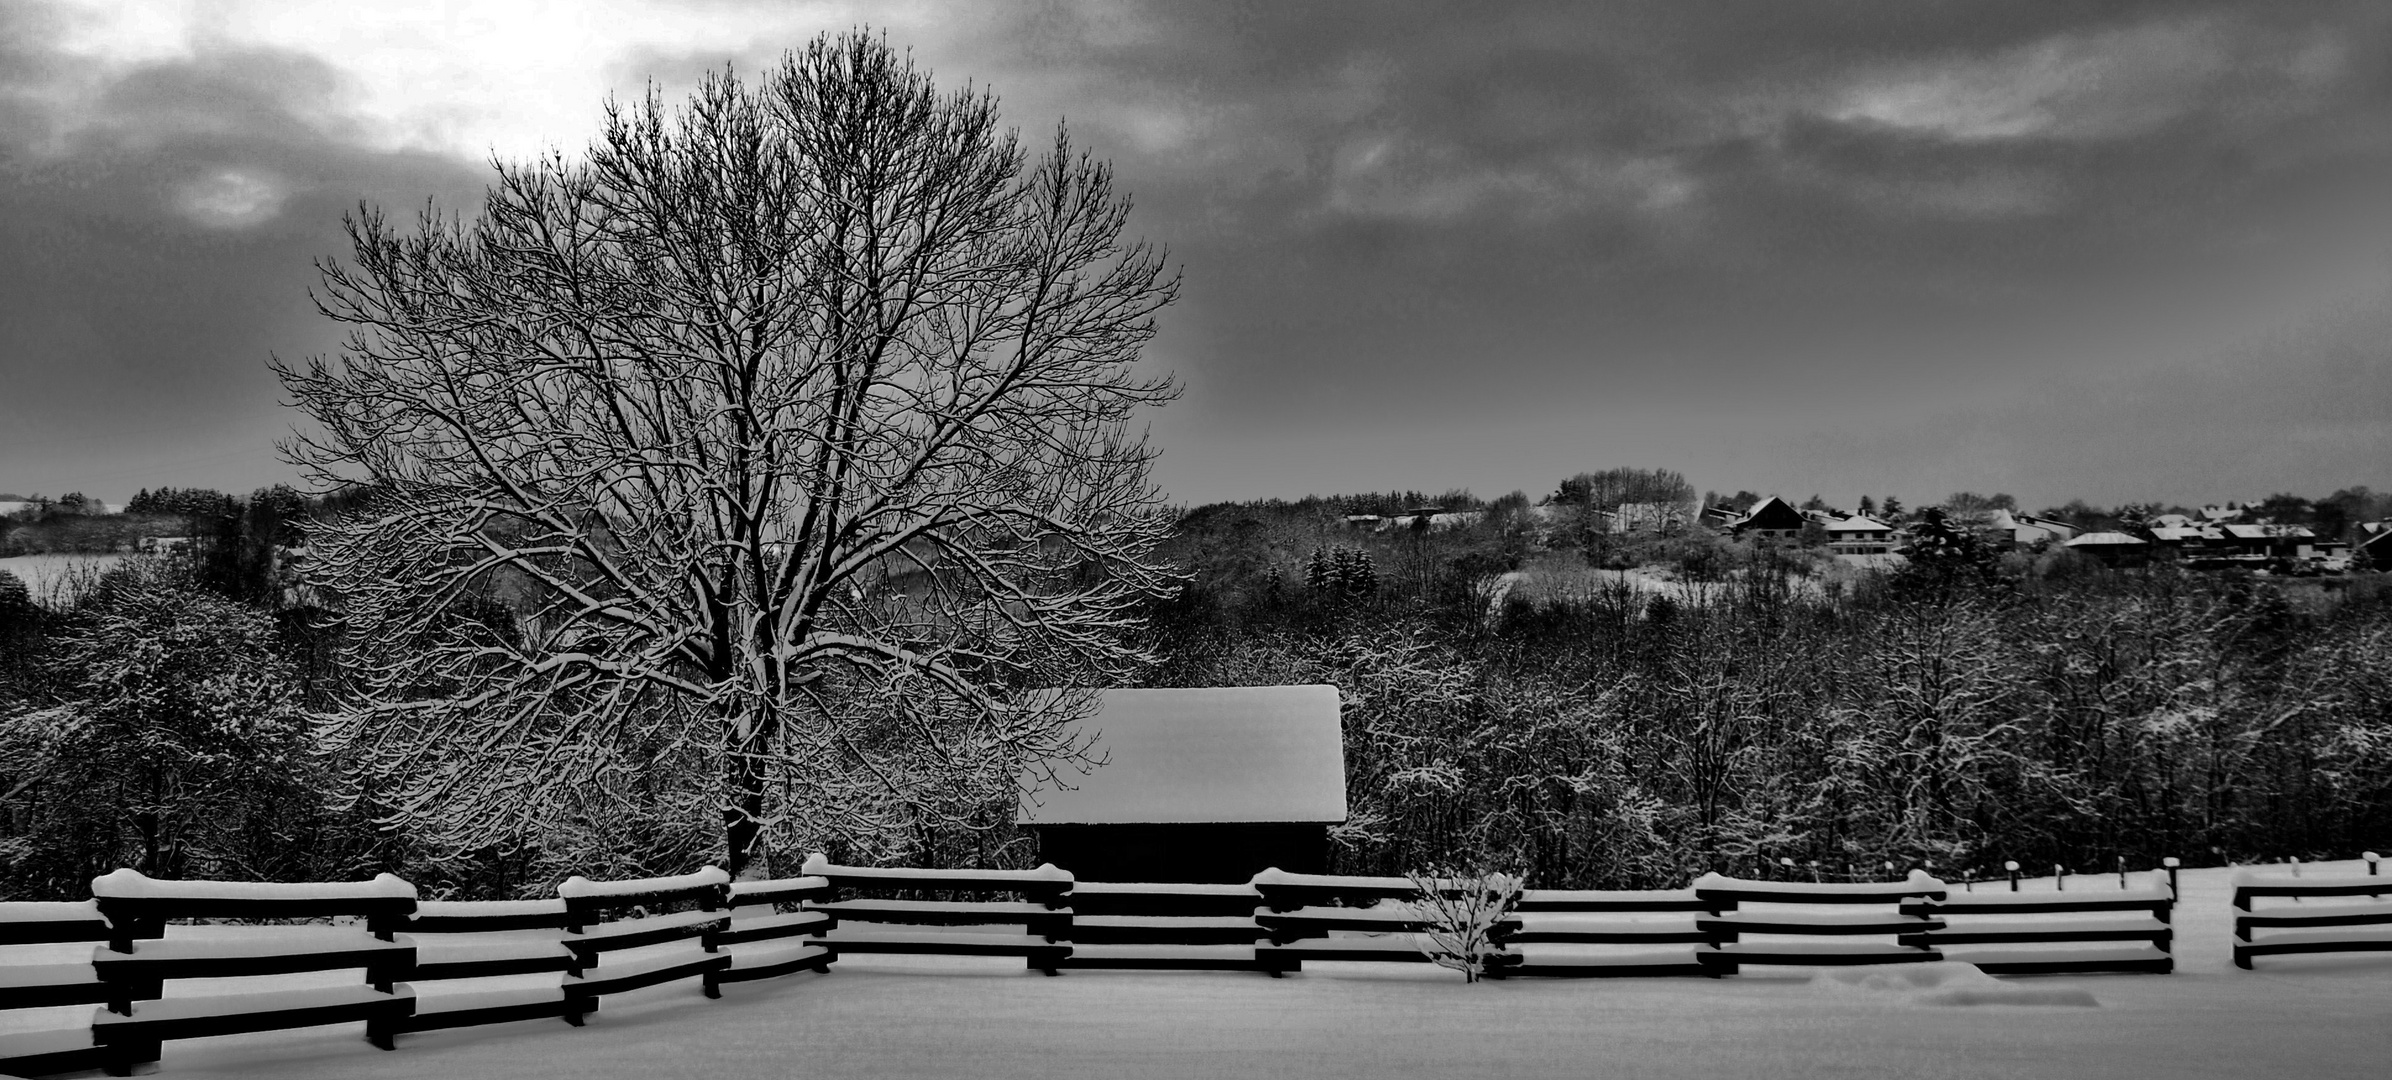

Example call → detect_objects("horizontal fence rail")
18 851 2388 1078
86 870 419 1076
2232 855 2390 969
1904 878 2176 975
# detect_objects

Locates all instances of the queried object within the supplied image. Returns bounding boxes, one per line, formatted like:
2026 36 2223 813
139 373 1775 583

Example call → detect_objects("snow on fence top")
88 869 417 901
1519 887 1699 902
0 899 102 922
1693 870 1945 897
413 898 570 918
1250 869 1412 890
556 867 729 899
1926 881 2174 905
2228 869 2386 890
1069 880 1261 896
800 854 1072 883
1017 685 1347 825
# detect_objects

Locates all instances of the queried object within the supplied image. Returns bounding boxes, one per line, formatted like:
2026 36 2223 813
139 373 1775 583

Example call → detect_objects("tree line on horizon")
4 470 2387 898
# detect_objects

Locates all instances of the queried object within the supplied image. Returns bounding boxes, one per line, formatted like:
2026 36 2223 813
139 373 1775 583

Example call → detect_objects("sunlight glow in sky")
42 0 872 158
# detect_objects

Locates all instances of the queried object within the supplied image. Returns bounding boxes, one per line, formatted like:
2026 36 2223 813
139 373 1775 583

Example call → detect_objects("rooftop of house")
1016 685 1348 827
2066 531 2149 547
2219 523 2316 540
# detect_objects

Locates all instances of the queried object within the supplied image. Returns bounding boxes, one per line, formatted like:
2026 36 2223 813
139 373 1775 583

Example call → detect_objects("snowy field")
15 862 2392 1079
0 554 126 608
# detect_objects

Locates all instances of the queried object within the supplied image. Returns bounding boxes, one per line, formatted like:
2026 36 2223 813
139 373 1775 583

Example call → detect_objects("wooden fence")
0 854 2287 1079
2231 854 2389 969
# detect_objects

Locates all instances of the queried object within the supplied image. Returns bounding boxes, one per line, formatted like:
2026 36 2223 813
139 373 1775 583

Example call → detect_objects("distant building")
2064 531 2151 567
1017 685 1347 883
1728 496 1806 541
1988 510 2078 548
1822 515 1897 555
2147 525 2225 556
2215 523 2317 561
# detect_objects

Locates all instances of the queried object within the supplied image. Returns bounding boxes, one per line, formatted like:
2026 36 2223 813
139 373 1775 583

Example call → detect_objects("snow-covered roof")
1825 515 1894 533
2065 532 2148 547
1018 685 1346 826
2216 523 2315 539
2149 527 2222 542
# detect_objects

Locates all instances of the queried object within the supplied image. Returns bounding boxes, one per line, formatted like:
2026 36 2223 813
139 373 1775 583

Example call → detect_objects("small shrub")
1402 867 1525 982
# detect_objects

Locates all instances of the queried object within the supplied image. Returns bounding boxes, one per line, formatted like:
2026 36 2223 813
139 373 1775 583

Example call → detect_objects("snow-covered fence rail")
396 897 575 1032
803 855 1073 974
1059 881 1268 972
2232 859 2391 969
1251 870 1520 975
1692 872 1946 975
0 900 119 1077
1498 888 1713 977
85 870 420 1076
1902 876 2175 974
711 874 837 987
557 868 733 1026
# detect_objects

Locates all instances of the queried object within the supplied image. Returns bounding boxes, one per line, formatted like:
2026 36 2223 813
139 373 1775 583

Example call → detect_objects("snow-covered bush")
0 560 321 897
1402 867 1524 983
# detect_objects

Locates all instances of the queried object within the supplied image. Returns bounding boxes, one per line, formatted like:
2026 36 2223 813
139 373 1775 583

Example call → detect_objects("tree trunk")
724 750 767 878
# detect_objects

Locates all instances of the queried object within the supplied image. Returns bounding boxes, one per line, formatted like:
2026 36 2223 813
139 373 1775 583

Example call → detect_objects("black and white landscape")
3 3 2391 1078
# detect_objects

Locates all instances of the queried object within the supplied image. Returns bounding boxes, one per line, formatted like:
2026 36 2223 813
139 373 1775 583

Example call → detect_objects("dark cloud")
3 0 2389 508
0 19 486 497
929 0 2392 502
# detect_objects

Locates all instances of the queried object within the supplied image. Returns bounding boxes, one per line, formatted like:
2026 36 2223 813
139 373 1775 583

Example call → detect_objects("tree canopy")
276 33 1182 874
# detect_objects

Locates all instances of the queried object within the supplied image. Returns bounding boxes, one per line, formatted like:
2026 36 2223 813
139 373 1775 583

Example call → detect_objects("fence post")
2116 856 2126 889
2162 856 2180 898
2006 861 2020 892
2055 864 2066 892
2367 852 2381 877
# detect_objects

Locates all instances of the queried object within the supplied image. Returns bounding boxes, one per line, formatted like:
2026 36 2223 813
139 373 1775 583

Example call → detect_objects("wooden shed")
1017 685 1347 883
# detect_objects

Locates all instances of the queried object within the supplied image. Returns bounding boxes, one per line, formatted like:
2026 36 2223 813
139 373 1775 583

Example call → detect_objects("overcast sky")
3 0 2389 510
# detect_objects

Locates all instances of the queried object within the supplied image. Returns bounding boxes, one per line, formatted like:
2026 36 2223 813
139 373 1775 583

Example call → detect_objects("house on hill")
1017 685 1347 883
1988 509 2077 548
1822 515 1897 554
1728 496 1805 540
2065 531 2150 567
2216 523 2317 561
2148 524 2225 557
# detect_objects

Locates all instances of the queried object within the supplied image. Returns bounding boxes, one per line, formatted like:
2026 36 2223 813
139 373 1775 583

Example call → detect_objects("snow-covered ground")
0 554 126 608
14 862 2392 1079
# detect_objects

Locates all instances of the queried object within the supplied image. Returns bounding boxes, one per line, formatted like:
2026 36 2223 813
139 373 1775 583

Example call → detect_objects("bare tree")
1402 867 1525 982
275 34 1182 875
